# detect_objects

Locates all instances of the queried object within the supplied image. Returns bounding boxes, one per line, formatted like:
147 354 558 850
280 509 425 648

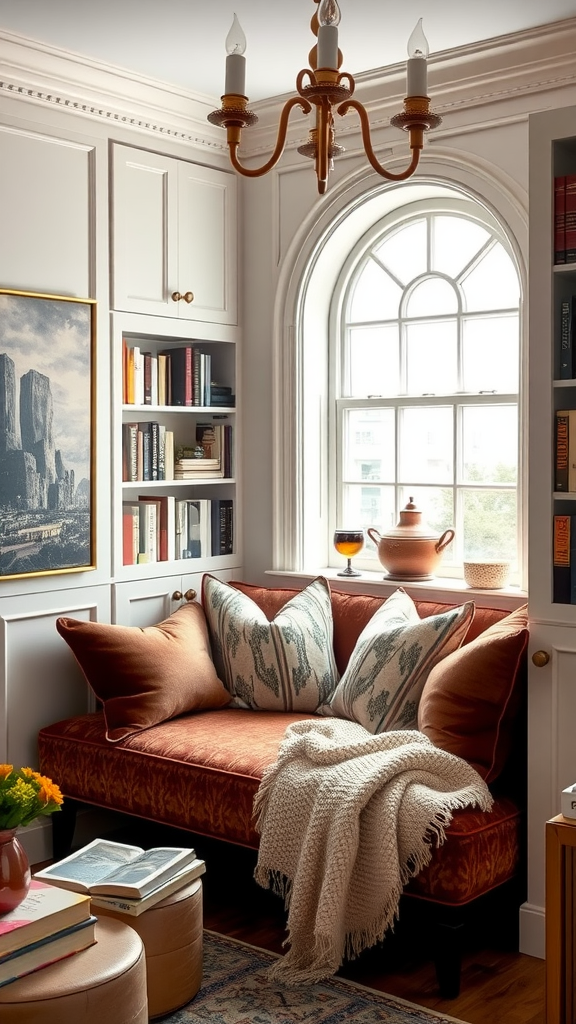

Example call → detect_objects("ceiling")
1 1 576 102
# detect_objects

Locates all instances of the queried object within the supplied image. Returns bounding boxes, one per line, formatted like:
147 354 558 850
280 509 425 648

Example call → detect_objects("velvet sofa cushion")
37 709 521 905
56 602 230 742
319 588 475 732
202 574 338 712
417 604 529 782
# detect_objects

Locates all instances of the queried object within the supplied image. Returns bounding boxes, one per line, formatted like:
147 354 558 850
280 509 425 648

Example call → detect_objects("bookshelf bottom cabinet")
112 568 239 627
546 815 576 1024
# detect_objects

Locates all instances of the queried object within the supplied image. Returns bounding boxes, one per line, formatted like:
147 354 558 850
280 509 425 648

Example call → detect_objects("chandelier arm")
337 99 421 181
228 96 312 178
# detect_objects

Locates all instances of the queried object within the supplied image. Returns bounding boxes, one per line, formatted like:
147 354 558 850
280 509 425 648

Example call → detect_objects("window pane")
461 243 520 310
399 406 453 484
348 325 399 396
462 316 519 392
405 321 458 394
349 258 402 321
431 216 490 277
407 277 458 317
342 485 396 541
461 406 517 484
344 408 395 482
373 219 427 284
462 488 517 562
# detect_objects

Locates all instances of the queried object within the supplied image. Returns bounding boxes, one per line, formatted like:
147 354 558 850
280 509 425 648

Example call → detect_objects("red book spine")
555 175 566 265
565 174 576 263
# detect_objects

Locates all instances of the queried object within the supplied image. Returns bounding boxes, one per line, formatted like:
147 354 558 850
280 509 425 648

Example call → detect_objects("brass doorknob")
172 591 183 600
184 589 196 602
171 291 194 303
532 650 550 668
172 589 197 602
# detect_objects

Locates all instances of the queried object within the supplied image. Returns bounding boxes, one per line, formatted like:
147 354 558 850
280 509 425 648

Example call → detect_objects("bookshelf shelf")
112 312 241 582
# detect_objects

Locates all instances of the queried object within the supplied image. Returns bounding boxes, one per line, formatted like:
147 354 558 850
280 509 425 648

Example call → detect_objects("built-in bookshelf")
112 311 240 581
551 145 576 605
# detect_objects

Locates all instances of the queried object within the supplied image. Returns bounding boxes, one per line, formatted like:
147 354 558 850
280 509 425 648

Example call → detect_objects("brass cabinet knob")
184 589 196 602
171 291 195 303
172 590 183 600
172 589 197 602
532 650 550 668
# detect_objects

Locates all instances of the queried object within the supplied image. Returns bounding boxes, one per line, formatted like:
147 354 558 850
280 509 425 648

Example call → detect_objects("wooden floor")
199 837 546 1024
36 819 546 1024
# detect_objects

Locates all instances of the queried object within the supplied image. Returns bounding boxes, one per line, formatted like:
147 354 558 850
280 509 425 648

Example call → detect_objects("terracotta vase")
0 828 31 914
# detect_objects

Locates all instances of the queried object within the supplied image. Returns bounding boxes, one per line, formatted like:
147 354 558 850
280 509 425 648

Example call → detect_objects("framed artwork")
0 288 96 580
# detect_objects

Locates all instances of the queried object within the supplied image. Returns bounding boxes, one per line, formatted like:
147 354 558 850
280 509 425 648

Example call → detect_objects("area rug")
162 929 468 1024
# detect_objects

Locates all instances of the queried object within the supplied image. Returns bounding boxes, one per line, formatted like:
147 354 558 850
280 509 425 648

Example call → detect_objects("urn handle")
367 527 382 547
435 528 455 554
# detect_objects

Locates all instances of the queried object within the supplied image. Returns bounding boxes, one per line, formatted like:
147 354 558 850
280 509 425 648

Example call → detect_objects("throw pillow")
56 601 230 743
417 603 529 781
202 574 339 712
320 588 475 733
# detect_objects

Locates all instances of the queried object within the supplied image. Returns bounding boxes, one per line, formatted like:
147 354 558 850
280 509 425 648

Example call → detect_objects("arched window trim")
271 166 528 596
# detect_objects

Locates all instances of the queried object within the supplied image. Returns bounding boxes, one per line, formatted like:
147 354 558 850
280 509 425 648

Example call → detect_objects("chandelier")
208 0 441 195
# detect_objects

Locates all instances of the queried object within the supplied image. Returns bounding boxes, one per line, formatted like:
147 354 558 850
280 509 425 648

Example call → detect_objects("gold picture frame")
0 288 96 579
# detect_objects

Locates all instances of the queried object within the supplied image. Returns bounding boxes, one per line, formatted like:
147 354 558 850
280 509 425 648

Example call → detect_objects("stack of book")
33 838 206 918
0 881 96 988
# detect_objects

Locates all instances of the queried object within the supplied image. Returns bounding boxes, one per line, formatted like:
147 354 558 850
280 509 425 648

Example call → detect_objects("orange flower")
0 765 14 780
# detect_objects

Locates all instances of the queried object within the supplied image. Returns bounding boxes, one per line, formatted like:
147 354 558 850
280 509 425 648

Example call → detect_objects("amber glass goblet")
333 529 364 577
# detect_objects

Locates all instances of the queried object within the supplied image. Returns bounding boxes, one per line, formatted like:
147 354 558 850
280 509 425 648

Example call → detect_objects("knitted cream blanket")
253 718 493 984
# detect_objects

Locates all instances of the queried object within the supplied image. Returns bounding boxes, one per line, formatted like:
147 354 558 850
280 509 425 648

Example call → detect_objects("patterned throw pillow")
319 588 474 733
202 575 339 712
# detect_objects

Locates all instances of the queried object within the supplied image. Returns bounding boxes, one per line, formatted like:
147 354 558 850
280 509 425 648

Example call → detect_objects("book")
89 857 206 917
0 879 91 958
34 838 198 899
123 422 139 482
0 916 97 988
553 514 571 603
186 500 201 557
165 346 194 406
157 353 168 407
560 297 575 379
555 409 570 491
566 174 576 263
175 498 189 559
164 429 175 481
555 175 566 265
138 494 175 561
122 502 140 565
138 500 158 562
133 345 144 406
571 514 576 604
569 410 576 492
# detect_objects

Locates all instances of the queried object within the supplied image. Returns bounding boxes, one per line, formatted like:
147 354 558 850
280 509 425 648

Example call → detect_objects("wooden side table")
546 814 576 1024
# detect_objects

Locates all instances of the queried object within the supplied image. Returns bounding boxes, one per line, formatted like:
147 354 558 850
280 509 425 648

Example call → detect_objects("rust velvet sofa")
38 578 529 997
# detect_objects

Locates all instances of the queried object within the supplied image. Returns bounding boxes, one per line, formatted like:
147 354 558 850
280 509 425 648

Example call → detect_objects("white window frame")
328 198 522 582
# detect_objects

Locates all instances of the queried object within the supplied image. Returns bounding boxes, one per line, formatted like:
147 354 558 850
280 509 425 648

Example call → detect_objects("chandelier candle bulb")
224 14 247 96
406 18 428 96
317 0 341 68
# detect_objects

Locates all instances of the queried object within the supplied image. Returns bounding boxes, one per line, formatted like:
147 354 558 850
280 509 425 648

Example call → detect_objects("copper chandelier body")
208 0 442 195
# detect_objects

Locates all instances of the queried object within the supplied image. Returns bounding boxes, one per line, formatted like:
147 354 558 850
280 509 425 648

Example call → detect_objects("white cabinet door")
112 567 238 626
111 145 237 325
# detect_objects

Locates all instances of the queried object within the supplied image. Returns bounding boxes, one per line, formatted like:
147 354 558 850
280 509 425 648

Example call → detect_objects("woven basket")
463 560 511 589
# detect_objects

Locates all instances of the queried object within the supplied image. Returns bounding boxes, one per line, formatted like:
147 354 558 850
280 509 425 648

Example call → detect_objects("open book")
33 838 197 898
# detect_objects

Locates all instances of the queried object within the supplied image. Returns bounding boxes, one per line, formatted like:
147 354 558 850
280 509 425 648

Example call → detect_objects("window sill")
264 568 527 611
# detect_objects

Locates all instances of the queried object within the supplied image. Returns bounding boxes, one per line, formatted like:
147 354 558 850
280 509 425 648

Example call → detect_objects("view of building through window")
335 205 520 577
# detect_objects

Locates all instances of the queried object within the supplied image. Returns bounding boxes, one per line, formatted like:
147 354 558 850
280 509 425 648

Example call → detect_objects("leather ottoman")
0 916 147 1023
95 877 203 1019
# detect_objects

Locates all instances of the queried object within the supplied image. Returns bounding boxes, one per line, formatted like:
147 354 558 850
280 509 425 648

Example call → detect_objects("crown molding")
241 17 576 158
2 18 576 161
0 29 227 155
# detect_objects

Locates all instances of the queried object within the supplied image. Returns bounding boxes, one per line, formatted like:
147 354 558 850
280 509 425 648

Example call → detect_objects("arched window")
330 198 522 580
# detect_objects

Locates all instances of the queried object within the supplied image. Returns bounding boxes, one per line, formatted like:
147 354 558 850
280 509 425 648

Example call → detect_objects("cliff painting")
0 290 95 579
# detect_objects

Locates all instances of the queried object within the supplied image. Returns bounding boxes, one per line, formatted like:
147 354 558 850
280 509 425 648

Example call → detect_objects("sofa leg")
434 919 463 998
52 797 79 860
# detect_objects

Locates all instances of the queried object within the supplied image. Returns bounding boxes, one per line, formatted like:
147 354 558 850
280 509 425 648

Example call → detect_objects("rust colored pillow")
56 602 230 742
417 604 528 782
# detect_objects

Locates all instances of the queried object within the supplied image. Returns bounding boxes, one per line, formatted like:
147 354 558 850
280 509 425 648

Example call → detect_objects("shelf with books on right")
112 311 241 583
